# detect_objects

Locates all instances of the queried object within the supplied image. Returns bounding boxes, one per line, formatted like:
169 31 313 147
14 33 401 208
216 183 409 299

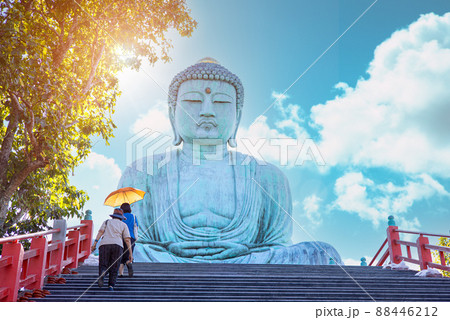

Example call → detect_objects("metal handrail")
369 238 388 266
396 240 417 247
395 229 450 238
0 229 60 244
67 224 86 230
425 244 450 254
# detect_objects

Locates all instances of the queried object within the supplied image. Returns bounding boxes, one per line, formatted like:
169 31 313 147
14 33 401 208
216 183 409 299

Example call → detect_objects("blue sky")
70 0 450 265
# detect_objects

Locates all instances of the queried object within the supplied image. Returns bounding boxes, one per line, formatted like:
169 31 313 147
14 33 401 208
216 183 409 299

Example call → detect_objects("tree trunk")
0 160 46 232
0 93 21 186
0 194 10 234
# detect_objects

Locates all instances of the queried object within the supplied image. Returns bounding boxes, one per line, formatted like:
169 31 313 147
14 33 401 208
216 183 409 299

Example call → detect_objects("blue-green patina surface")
119 58 342 264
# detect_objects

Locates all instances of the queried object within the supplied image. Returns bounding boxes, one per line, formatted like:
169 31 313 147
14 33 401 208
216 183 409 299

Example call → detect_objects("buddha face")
174 80 237 145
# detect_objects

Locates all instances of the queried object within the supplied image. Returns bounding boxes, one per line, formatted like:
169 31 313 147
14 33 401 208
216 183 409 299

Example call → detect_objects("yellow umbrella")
104 187 146 207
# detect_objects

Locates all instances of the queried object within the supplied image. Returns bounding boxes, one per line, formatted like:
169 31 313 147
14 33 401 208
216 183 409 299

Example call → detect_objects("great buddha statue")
118 58 342 264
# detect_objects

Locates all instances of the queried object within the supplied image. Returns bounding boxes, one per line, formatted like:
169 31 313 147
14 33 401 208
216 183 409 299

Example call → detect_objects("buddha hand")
167 241 249 259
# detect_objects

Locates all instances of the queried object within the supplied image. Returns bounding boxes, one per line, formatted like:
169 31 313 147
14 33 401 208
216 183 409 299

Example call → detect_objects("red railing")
369 238 389 267
0 218 93 302
370 216 450 272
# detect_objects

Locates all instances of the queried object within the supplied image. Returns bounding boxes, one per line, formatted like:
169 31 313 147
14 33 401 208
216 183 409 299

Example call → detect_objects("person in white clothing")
91 208 133 291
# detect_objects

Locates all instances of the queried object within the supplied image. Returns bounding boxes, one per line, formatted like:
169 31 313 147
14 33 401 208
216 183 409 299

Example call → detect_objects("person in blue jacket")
118 202 138 277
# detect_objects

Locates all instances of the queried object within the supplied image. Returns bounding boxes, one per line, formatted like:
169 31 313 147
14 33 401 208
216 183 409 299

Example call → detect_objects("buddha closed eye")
181 93 233 105
181 92 203 104
213 93 233 104
184 99 203 104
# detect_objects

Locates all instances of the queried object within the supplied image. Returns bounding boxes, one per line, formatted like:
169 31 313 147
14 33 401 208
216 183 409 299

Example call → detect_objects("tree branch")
0 158 46 227
23 101 38 152
0 92 22 186
11 94 43 160
82 39 105 95
24 0 35 12
35 7 59 38
52 11 79 68
1 159 47 206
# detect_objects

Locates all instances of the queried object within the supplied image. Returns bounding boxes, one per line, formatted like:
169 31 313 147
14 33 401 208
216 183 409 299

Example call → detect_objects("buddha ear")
169 106 182 146
228 108 242 148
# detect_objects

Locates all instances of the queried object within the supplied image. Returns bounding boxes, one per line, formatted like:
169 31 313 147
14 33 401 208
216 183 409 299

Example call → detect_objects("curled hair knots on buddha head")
168 57 244 146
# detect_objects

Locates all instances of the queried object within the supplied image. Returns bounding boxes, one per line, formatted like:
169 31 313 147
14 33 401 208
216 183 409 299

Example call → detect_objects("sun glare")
114 46 134 63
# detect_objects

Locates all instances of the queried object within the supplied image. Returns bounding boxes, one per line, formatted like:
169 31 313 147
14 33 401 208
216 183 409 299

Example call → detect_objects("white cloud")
271 91 305 137
236 92 321 168
237 119 321 168
271 91 288 108
131 100 173 136
302 194 323 225
379 173 450 214
396 217 421 242
310 13 450 178
333 171 449 227
83 152 122 180
237 115 291 163
334 172 380 225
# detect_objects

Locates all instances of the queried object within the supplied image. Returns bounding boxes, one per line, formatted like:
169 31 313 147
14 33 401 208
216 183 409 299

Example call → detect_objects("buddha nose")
199 99 215 117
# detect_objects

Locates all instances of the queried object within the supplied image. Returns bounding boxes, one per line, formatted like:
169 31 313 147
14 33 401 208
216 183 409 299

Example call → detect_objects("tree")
0 0 197 236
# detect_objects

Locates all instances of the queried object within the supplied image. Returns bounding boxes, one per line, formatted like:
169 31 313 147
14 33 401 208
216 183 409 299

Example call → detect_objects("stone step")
75 263 413 272
37 263 450 302
51 277 449 290
52 277 449 287
65 267 421 277
39 290 450 302
39 291 450 302
41 288 450 298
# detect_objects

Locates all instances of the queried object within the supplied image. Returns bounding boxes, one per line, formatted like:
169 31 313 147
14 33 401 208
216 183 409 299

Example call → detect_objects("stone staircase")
38 263 450 302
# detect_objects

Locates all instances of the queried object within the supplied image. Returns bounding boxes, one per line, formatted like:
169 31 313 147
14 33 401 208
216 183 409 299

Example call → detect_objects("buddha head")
168 58 244 147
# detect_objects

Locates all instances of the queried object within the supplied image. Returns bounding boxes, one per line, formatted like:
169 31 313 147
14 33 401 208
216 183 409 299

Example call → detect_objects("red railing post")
26 236 48 290
0 242 24 302
387 225 402 264
417 235 433 270
439 251 446 266
66 229 81 269
79 219 93 263
47 240 64 276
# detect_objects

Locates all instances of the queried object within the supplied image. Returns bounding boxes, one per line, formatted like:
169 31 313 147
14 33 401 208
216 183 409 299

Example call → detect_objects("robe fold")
118 150 342 264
